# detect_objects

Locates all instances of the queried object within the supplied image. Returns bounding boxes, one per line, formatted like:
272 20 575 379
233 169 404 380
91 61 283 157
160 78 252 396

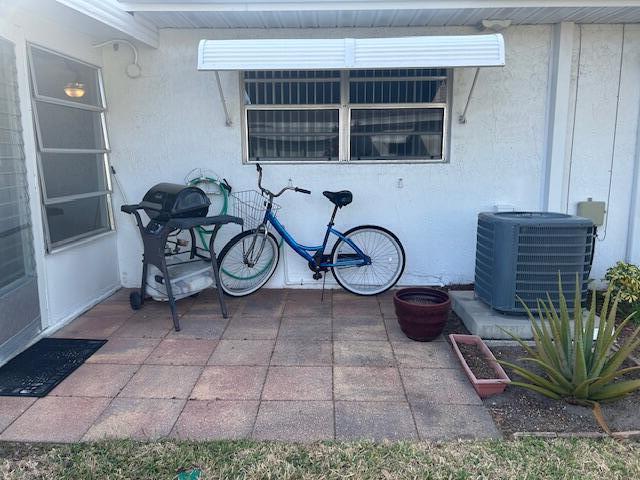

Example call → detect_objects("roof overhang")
118 1 640 12
54 0 159 47
197 34 505 71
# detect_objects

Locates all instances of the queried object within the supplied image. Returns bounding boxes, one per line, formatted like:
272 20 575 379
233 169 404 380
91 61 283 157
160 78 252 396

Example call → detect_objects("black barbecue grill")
140 183 211 222
121 183 242 331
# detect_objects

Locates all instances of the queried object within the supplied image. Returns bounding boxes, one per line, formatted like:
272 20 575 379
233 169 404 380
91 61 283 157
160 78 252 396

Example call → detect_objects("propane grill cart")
121 183 242 331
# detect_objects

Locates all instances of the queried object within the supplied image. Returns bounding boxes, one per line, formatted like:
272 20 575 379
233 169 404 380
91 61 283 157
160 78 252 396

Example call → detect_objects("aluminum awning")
197 34 505 71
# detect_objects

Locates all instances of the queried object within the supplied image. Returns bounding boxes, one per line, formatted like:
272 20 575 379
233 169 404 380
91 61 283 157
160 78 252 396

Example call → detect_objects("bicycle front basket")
229 190 280 231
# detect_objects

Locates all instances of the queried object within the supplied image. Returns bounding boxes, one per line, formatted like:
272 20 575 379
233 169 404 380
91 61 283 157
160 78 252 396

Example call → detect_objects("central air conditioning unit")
474 212 595 314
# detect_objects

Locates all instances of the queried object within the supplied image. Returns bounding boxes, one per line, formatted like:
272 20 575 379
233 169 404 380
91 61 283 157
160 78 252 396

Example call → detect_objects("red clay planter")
393 287 451 341
449 334 511 398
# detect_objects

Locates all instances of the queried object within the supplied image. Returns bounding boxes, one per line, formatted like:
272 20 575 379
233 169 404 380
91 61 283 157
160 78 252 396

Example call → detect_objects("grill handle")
121 204 142 214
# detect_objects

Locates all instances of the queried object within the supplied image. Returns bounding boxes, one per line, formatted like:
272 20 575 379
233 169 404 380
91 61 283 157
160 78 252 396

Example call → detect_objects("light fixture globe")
64 81 85 98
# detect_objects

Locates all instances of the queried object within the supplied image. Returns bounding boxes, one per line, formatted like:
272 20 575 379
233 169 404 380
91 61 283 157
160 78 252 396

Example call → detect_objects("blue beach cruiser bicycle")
217 164 406 296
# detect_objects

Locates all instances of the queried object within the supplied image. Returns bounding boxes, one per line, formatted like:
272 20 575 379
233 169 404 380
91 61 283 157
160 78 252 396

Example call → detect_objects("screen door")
0 37 41 361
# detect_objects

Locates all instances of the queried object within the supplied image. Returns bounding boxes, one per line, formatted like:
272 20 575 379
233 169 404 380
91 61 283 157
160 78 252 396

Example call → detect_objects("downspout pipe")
625 96 640 263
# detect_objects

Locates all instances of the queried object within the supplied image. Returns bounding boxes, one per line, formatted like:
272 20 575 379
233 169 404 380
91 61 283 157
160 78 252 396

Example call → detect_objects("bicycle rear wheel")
330 225 405 295
218 230 280 296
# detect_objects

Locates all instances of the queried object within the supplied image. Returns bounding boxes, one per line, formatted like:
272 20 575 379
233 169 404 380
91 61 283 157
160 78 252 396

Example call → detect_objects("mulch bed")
441 311 471 337
589 290 640 359
432 288 639 437
485 346 640 437
615 306 640 360
619 321 640 360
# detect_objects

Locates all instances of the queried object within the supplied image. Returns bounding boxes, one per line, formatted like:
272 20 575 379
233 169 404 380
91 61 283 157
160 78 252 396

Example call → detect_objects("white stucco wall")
100 23 640 290
0 5 120 329
565 24 640 280
104 25 553 288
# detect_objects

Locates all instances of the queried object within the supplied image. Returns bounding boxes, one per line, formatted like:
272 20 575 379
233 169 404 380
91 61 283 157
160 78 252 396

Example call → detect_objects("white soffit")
197 34 505 70
54 0 159 47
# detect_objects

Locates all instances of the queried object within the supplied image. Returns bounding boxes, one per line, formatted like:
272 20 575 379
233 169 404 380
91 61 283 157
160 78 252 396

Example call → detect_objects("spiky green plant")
500 275 640 432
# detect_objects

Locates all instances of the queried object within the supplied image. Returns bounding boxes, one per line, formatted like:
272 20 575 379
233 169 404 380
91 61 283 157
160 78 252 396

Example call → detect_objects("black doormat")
0 338 107 397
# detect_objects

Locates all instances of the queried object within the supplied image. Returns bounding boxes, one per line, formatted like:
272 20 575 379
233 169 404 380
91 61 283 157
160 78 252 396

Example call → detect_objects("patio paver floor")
83 397 185 441
252 401 334 442
171 400 259 440
0 288 501 442
335 401 418 441
50 363 138 398
208 339 274 366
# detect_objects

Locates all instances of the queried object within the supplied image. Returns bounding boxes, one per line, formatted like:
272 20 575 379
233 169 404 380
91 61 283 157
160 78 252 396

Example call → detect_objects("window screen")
242 68 448 163
247 109 339 161
350 108 445 161
28 45 112 250
29 46 102 107
45 196 110 245
39 153 108 199
34 102 105 151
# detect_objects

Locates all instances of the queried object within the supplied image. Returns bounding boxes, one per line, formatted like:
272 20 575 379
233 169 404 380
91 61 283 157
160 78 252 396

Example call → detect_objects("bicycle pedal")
313 272 323 280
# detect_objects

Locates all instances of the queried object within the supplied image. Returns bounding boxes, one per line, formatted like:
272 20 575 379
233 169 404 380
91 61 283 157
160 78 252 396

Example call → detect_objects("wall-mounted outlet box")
577 198 606 226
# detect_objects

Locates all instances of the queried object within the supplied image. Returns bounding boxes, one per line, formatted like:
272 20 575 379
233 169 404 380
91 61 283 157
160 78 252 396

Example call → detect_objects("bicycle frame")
263 209 370 269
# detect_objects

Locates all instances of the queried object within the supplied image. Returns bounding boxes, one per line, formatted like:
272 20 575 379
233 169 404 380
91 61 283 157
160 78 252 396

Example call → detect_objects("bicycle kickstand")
321 273 326 303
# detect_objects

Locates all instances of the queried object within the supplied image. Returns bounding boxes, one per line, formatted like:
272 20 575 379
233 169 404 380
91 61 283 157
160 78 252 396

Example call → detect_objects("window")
28 45 112 250
242 69 449 163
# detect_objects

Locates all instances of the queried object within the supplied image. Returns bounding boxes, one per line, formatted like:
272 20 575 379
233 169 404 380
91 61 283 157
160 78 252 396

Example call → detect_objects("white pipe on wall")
626 96 640 264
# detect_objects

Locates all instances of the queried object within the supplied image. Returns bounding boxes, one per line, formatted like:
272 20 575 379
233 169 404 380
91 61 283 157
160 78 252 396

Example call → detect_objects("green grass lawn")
1 438 638 479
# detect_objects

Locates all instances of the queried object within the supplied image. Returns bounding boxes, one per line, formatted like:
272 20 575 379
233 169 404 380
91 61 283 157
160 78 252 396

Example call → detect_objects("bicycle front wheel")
218 230 280 297
331 225 405 296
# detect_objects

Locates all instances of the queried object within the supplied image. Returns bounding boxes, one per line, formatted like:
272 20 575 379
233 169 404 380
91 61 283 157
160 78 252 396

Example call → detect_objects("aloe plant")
500 275 640 433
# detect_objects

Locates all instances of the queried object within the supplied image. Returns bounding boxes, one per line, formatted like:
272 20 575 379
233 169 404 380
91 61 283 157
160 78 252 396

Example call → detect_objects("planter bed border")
449 333 511 398
512 430 640 440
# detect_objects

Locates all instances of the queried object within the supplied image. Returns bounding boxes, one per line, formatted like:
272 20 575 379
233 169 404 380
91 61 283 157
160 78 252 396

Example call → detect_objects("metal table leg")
160 261 181 331
209 225 229 318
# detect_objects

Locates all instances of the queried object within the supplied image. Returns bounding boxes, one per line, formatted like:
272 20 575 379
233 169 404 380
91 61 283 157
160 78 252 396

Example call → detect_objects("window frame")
27 43 114 252
240 69 452 164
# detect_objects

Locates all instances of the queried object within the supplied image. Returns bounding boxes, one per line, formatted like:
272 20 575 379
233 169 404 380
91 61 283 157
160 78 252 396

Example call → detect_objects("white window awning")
197 34 505 71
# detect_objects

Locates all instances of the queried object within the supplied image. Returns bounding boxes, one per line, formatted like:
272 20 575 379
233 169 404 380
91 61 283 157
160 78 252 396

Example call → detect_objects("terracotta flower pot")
449 334 511 398
393 287 451 341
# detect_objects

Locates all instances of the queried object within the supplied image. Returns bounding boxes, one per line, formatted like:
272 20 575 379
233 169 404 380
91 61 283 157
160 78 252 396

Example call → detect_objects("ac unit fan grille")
514 225 594 311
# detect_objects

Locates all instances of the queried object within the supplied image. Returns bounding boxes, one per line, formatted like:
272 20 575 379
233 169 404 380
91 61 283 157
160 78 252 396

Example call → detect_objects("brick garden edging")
512 430 640 440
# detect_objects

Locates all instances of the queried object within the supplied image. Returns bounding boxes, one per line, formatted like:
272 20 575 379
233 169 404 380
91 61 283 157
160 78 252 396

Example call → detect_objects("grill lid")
140 183 210 222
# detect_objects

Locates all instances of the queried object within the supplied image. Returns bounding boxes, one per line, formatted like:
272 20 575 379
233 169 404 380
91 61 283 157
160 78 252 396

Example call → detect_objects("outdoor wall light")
93 39 142 79
64 81 85 98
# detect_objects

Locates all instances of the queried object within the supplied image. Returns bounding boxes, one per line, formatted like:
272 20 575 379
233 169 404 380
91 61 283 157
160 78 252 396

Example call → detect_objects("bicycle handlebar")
255 163 311 198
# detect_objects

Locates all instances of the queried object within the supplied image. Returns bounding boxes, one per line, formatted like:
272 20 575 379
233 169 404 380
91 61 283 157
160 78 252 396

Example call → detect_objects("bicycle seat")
323 190 353 208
